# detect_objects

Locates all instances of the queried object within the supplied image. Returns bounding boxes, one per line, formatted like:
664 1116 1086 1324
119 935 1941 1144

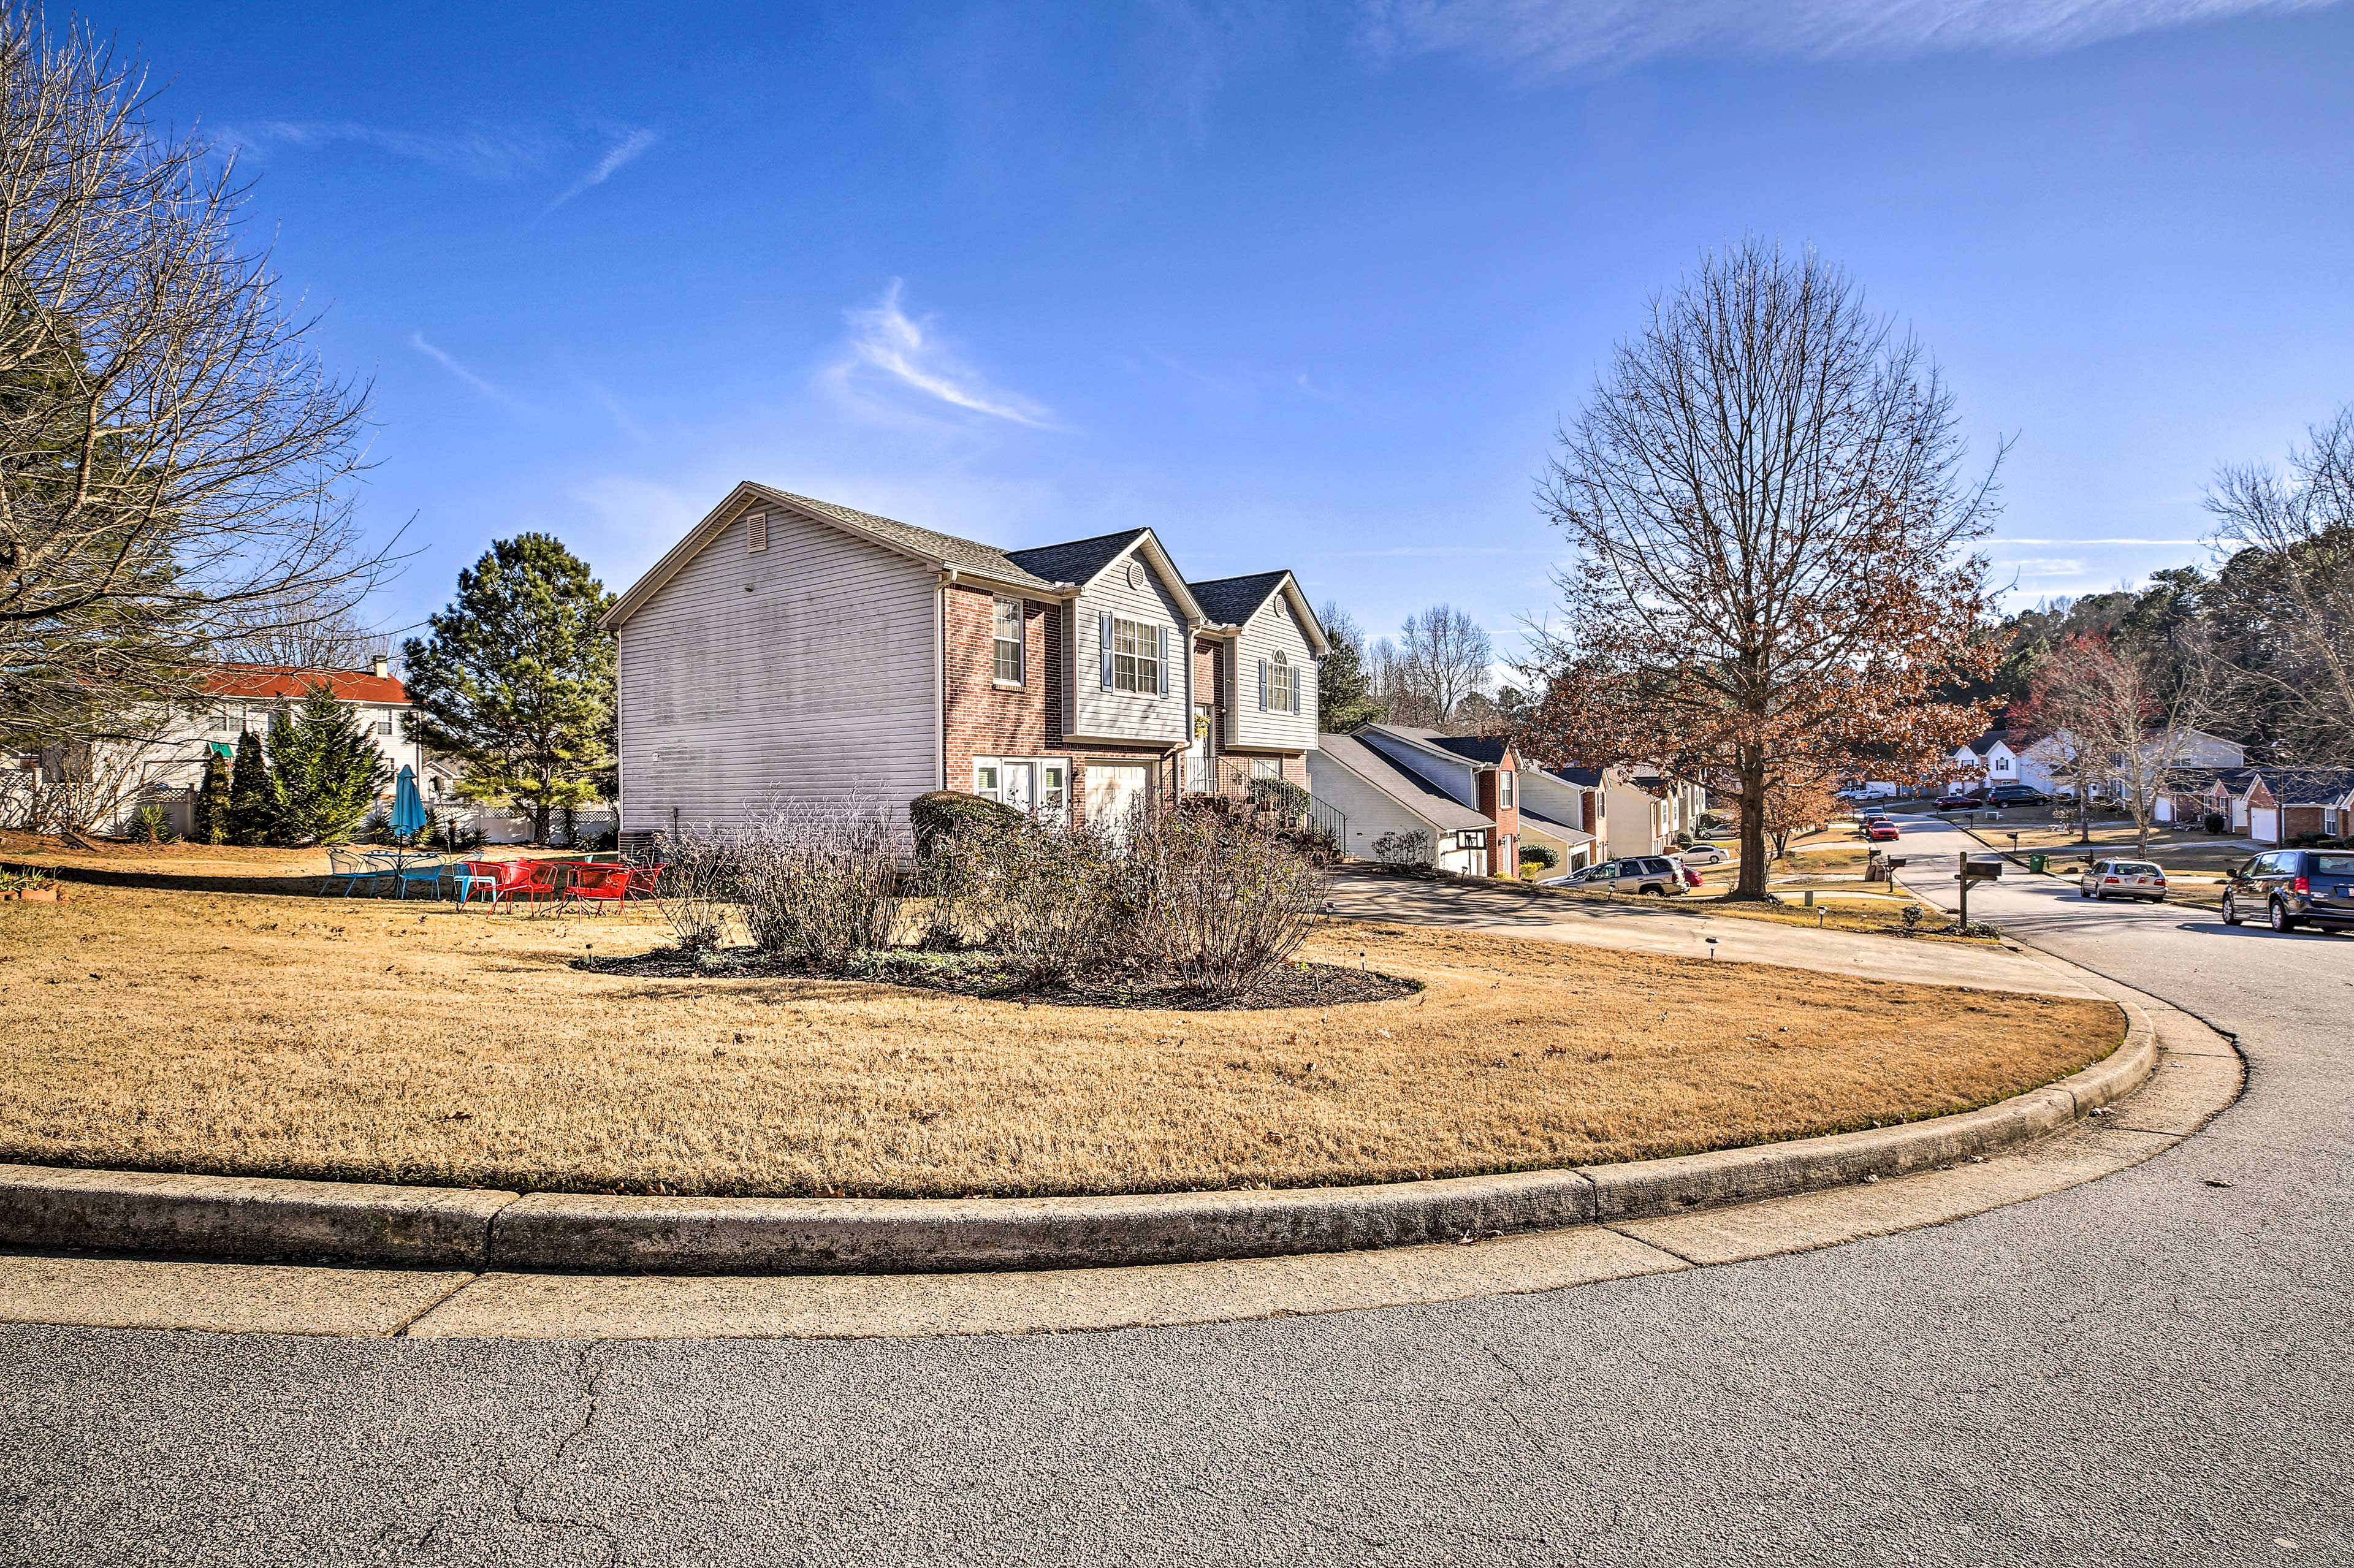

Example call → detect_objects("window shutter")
1258 659 1269 712
1157 626 1170 695
1100 614 1113 690
1290 660 1302 714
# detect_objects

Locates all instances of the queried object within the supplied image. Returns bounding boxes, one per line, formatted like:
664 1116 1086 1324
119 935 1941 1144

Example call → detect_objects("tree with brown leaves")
1520 241 1997 900
2011 631 2220 854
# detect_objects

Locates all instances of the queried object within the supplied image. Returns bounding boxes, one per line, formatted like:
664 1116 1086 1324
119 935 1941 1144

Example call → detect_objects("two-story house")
1306 723 1602 877
16 658 429 837
598 483 1328 843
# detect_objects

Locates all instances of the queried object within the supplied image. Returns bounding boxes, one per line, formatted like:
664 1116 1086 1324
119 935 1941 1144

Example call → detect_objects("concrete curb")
1 998 2154 1276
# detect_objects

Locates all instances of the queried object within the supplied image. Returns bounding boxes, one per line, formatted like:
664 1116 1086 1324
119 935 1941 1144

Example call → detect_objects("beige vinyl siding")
615 504 939 834
1228 592 1317 753
1070 545 1191 747
1306 750 1447 865
1355 731 1479 811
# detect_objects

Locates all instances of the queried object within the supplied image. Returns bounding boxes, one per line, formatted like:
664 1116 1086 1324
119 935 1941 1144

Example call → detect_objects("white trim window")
991 597 1024 686
1111 617 1161 695
973 756 1069 818
1249 758 1279 782
1270 650 1297 714
1499 769 1515 809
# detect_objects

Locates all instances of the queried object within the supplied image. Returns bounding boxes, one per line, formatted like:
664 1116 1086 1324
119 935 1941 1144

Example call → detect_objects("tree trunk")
1735 751 1770 900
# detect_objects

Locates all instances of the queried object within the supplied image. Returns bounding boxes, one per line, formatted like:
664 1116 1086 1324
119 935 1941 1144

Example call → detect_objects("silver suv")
1556 856 1685 895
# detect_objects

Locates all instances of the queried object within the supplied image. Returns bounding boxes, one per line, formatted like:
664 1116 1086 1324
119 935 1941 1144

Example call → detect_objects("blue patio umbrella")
390 764 428 843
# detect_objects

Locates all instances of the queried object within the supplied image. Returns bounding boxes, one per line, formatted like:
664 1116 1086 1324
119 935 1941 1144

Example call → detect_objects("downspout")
937 568 954 790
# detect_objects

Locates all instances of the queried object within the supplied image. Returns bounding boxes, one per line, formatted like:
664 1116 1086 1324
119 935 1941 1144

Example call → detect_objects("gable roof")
1186 570 1330 655
1003 530 1148 587
2257 766 2354 805
1362 723 1510 772
603 485 1233 630
1541 764 1606 788
1314 731 1492 833
203 663 409 704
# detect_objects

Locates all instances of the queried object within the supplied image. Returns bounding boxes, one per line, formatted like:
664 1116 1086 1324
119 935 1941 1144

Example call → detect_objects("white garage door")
2251 807 2279 845
1083 763 1152 835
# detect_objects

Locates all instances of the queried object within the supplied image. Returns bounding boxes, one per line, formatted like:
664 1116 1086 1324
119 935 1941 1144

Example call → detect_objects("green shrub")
1520 843 1560 870
128 803 173 844
909 790 1022 859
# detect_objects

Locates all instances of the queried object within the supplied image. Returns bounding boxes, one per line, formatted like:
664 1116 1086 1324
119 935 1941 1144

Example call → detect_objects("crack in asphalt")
487 1344 622 1567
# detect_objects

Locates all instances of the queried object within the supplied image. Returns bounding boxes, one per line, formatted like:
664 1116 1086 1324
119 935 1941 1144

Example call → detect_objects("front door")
1186 705 1213 795
1001 762 1037 815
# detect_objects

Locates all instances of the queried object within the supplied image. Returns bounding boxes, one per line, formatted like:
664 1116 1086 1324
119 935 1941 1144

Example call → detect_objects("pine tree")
265 682 386 845
402 535 616 844
226 727 273 846
191 747 232 844
1314 602 1381 734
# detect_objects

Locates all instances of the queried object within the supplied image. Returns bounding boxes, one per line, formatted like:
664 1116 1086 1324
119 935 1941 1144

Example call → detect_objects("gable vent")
747 513 769 554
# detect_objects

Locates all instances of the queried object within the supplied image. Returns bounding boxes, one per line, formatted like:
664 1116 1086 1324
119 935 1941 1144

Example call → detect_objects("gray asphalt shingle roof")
1003 530 1150 588
755 485 1063 592
1187 571 1290 629
1316 732 1492 832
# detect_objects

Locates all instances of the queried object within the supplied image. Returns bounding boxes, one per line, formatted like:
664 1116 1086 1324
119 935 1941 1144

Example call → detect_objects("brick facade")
940 583 1175 823
1474 747 1522 875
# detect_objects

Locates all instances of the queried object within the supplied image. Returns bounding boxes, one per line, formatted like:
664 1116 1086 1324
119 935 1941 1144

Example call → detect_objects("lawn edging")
0 986 2154 1275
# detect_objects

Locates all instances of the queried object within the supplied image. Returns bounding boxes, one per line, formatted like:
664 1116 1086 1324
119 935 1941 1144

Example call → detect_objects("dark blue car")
2222 848 2354 934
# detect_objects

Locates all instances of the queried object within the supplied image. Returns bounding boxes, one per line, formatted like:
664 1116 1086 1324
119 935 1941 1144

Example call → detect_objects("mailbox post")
1957 850 2002 927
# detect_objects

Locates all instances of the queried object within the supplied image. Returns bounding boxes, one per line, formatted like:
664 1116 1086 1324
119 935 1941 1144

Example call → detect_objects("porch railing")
1184 756 1345 847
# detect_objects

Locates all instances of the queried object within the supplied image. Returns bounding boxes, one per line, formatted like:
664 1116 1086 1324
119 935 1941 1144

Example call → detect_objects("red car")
1865 819 1902 842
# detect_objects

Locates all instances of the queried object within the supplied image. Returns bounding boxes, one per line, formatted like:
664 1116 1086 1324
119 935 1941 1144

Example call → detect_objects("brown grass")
2 882 2122 1198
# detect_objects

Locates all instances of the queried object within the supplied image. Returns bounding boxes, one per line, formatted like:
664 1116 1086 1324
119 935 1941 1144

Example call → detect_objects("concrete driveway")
1323 864 2098 997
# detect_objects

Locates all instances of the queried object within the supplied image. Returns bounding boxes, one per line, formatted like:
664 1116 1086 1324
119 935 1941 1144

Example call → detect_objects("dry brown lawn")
2 882 2122 1199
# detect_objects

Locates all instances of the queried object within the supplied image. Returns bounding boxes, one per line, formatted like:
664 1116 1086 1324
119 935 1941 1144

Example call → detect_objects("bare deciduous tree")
2013 631 2222 854
2204 405 2354 766
1522 240 1998 899
0 13 384 752
1397 603 1492 725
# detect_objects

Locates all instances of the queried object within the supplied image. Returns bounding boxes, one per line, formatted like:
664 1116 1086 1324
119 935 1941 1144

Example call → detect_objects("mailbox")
1959 858 2003 881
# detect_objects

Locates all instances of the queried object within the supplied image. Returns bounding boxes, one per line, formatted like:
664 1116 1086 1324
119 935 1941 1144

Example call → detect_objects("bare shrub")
734 799 904 971
956 813 1124 986
1127 812 1328 1000
653 829 737 953
1373 828 1433 867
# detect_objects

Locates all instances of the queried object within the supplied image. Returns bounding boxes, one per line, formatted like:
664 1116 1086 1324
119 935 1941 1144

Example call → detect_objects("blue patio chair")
322 848 386 898
394 856 450 901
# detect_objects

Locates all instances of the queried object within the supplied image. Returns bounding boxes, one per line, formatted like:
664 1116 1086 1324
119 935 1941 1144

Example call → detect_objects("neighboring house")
598 482 1330 843
1518 764 1606 875
1306 731 1496 875
1346 725 1528 876
2242 768 2354 847
2154 766 2252 826
20 658 426 836
1630 772 1708 844
1953 728 2061 793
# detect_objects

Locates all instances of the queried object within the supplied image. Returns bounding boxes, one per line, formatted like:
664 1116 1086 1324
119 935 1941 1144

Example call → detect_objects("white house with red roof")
31 657 433 836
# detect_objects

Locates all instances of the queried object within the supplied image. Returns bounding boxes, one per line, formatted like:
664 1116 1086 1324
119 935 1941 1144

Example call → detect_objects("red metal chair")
622 863 666 902
456 859 547 910
558 862 634 915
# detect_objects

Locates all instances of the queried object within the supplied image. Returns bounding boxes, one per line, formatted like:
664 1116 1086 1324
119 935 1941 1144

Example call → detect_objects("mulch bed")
573 946 1423 1011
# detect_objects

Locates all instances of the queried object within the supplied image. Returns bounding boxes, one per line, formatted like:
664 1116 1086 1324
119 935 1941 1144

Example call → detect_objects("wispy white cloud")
2003 557 2089 578
219 119 659 207
1997 536 2206 545
216 121 557 180
409 332 539 416
826 281 1054 429
547 129 661 210
1356 0 2342 77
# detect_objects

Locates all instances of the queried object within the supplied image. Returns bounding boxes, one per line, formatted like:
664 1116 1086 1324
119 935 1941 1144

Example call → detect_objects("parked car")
1550 856 1686 895
1864 819 1902 842
1678 862 1704 889
2079 859 2166 903
1678 842 1731 866
1983 784 2049 808
1935 791 1979 811
2222 848 2354 934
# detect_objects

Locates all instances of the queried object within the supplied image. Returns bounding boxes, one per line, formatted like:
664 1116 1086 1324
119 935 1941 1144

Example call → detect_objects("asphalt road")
6 815 2351 1567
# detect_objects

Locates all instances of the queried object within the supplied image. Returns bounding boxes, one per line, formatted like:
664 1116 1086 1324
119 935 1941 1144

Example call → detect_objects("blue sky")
108 0 2354 656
